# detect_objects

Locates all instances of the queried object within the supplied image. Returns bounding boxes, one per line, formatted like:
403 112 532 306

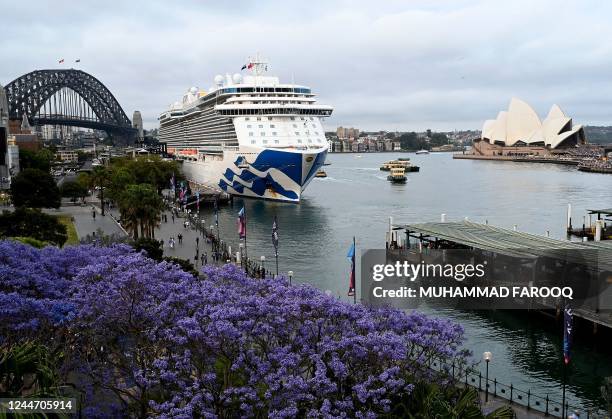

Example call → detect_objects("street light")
483 351 493 402
288 270 293 286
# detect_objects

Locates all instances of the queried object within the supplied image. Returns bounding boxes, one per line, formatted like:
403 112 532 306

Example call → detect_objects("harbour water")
199 152 612 412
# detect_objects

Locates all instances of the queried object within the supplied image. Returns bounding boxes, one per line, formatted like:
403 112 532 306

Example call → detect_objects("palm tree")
118 184 163 239
90 166 110 216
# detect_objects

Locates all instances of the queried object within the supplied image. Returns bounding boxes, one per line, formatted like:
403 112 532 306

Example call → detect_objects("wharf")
453 153 580 166
388 220 612 331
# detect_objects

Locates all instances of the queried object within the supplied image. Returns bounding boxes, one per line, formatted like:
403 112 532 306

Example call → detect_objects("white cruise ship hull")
180 146 327 202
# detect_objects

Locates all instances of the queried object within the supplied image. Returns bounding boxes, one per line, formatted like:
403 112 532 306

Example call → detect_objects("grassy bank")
56 215 79 245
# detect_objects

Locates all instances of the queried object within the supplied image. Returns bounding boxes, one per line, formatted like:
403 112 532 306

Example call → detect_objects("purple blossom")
0 240 469 417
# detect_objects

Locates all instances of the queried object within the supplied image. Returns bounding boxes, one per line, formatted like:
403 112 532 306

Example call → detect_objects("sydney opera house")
473 98 586 156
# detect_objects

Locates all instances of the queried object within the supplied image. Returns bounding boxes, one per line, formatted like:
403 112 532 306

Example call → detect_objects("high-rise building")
133 111 144 141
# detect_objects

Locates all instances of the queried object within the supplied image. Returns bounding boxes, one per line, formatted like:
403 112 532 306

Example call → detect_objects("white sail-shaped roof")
481 119 496 141
505 98 542 146
479 99 585 149
491 111 508 144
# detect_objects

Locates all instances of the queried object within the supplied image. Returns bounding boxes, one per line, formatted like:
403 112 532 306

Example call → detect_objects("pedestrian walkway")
46 203 126 240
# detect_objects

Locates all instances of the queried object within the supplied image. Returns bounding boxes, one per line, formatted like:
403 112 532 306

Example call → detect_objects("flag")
58 59 64 64
241 64 247 70
195 191 200 211
214 198 219 227
563 305 573 365
272 216 279 256
347 239 356 297
75 59 81 63
238 207 246 239
247 62 254 69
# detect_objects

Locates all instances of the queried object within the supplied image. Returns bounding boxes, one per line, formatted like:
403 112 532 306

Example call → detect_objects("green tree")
90 166 110 215
0 208 67 246
60 180 88 203
118 184 163 239
18 149 54 172
10 168 61 208
106 167 136 202
132 237 163 261
0 341 64 398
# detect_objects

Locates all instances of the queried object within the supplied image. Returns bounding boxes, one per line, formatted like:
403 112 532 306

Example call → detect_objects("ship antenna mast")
250 52 268 77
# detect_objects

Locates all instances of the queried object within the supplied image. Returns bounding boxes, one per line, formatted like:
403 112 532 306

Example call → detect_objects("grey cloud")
1 0 611 131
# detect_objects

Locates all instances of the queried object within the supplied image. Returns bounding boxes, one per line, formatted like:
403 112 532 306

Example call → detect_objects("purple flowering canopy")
0 241 468 418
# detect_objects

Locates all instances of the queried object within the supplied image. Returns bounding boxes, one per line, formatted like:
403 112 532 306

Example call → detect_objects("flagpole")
353 236 357 305
562 360 567 418
244 205 248 262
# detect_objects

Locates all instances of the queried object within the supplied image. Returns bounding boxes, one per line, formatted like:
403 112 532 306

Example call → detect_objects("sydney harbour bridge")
4 69 137 139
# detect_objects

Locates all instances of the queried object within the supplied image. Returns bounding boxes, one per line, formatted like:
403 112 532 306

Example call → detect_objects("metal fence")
430 357 606 418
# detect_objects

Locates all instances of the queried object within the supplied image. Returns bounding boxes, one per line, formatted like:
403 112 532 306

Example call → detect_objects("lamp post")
260 255 266 278
239 243 244 268
288 270 293 286
483 351 493 402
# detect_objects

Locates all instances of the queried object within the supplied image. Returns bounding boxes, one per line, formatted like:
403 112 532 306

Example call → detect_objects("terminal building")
0 83 20 188
474 98 586 156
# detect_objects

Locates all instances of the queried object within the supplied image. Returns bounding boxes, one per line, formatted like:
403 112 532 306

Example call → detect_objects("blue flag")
563 305 573 365
347 240 355 297
272 216 279 256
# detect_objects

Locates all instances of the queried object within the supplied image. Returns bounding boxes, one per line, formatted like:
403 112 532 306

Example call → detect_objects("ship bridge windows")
270 124 276 128
249 132 254 136
272 132 277 136
251 139 256 144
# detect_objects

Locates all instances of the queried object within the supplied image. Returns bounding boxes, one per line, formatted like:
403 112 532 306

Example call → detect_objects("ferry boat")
387 167 407 183
158 56 333 202
380 159 420 172
415 149 430 155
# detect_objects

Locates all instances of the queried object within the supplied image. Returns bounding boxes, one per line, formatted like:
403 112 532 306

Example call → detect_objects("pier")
387 219 612 332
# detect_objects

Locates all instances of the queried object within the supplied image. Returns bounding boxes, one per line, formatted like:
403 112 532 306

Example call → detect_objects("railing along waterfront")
430 357 605 418
171 205 281 280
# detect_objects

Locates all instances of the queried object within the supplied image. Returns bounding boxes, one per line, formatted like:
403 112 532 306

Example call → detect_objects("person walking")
92 209 96 220
196 237 200 247
201 252 206 266
171 214 175 223
178 233 183 245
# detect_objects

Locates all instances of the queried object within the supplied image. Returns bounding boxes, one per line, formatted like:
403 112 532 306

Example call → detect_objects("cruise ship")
158 57 333 202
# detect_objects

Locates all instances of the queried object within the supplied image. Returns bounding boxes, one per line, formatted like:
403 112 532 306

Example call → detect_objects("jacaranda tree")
0 241 488 418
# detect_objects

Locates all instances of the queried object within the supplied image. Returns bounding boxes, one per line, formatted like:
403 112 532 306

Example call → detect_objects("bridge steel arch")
5 69 136 137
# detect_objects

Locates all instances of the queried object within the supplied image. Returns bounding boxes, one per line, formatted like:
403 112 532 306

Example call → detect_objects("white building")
481 98 585 149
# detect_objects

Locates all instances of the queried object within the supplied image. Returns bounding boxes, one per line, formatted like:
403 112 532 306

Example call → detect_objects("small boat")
416 149 430 155
397 157 410 161
387 167 407 183
315 170 327 178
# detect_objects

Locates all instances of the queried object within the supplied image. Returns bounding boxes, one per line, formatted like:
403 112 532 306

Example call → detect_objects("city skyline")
2 0 612 131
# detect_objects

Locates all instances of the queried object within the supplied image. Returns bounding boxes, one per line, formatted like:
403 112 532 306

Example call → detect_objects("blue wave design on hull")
220 149 325 201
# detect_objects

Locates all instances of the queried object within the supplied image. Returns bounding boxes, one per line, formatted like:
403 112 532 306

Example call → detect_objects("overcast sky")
2 0 612 131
